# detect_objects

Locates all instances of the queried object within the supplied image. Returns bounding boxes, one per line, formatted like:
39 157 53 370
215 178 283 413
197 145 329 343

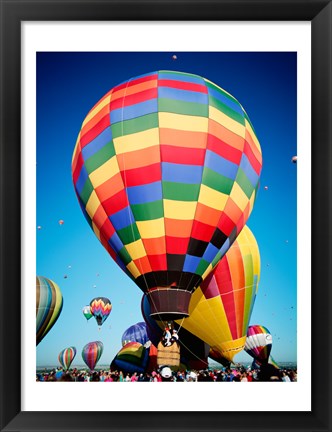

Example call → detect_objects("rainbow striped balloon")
245 325 272 363
72 70 262 319
81 341 103 371
58 346 76 370
36 276 63 345
89 297 112 326
112 341 149 374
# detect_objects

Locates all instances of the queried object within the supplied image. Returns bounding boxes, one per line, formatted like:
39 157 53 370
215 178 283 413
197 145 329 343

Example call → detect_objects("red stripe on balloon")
158 79 208 94
80 114 110 147
160 145 206 165
207 134 242 165
110 88 158 110
120 163 161 187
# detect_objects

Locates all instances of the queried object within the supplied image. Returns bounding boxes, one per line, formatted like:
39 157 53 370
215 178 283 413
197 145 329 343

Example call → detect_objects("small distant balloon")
172 54 177 60
37 225 42 230
68 265 72 269
93 284 97 288
63 275 68 279
59 220 64 225
83 305 93 321
264 186 268 190
292 156 297 163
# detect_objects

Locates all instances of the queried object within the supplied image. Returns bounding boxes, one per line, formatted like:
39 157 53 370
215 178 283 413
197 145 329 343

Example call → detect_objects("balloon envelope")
82 305 93 321
90 297 112 326
121 322 149 347
245 325 272 363
72 70 262 320
81 341 104 370
36 276 63 345
58 346 77 370
112 341 149 374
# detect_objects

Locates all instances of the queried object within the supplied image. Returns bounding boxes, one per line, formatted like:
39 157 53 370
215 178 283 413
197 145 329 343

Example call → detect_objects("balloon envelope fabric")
58 346 77 370
121 322 149 346
112 341 149 374
81 341 104 370
72 70 262 319
175 225 260 362
36 276 63 345
245 325 272 363
89 297 112 326
82 305 93 321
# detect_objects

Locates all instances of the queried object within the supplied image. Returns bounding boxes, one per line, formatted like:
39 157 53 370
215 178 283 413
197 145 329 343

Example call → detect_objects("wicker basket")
157 341 180 367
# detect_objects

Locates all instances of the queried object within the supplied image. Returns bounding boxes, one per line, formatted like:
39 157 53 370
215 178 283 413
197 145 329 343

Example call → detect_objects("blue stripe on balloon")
162 162 203 184
127 181 162 205
158 86 208 104
202 243 219 263
183 254 202 272
219 237 231 257
204 150 238 180
108 232 124 254
81 127 113 160
116 256 128 272
109 207 134 231
75 165 89 195
239 154 259 187
110 99 158 124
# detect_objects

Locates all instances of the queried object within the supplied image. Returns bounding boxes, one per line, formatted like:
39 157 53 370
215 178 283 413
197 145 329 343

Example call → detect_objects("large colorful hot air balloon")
82 305 93 321
111 341 149 374
82 341 104 370
36 276 63 345
175 225 260 362
122 322 149 347
245 325 272 364
90 297 112 326
58 346 77 370
72 70 262 320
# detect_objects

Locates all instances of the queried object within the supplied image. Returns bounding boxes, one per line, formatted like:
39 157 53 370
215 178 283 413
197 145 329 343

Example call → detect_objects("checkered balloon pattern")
72 70 262 297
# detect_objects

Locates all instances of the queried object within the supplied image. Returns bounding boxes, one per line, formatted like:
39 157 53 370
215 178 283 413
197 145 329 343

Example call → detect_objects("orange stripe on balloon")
117 146 160 171
164 218 193 238
142 237 167 256
95 172 124 202
208 118 244 151
159 128 207 149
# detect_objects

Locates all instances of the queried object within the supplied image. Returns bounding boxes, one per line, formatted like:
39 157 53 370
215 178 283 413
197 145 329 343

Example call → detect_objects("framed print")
0 1 331 431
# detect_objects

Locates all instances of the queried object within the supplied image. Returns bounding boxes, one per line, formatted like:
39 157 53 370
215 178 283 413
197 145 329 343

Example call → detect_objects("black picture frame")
1 1 331 431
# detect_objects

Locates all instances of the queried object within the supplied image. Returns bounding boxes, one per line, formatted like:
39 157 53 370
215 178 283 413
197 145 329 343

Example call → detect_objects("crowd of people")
36 364 297 382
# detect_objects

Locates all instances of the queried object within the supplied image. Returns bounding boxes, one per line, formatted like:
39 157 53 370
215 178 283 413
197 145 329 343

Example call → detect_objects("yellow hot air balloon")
175 225 260 362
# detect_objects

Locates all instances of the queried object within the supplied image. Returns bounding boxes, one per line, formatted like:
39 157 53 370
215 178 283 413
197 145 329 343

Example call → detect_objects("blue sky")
36 52 297 367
